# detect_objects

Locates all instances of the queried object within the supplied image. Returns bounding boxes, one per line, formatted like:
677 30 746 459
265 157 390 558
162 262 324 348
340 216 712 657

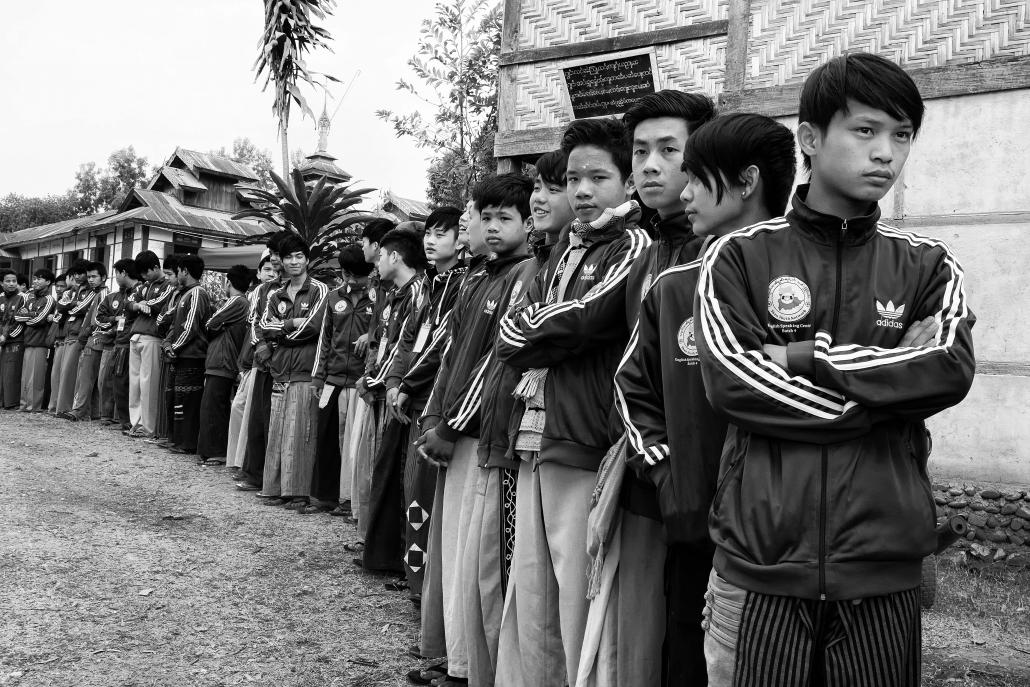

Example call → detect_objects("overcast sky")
0 0 433 200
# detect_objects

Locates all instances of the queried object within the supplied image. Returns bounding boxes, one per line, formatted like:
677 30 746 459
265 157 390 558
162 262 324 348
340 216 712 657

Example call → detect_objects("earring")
741 190 747 199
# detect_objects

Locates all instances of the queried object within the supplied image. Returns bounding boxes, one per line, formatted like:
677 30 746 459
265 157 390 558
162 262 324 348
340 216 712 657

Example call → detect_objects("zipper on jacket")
819 220 847 601
819 445 828 600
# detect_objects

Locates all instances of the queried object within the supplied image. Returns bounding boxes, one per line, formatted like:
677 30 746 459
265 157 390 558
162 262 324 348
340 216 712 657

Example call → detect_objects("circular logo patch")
767 276 812 323
368 289 377 304
381 304 392 322
112 300 120 309
333 299 348 313
277 301 288 315
677 317 697 357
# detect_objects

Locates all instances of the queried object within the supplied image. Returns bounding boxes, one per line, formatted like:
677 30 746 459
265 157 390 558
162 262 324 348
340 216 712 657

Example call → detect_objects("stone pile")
932 482 1030 568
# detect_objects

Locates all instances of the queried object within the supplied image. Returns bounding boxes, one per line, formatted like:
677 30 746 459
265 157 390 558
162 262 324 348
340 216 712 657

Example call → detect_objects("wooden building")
494 0 1030 481
0 148 271 280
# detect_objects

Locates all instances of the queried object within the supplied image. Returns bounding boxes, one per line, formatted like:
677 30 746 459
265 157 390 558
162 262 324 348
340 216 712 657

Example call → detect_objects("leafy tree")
0 192 79 233
233 169 377 281
214 138 276 190
253 0 338 177
73 162 102 214
72 146 151 212
378 0 501 206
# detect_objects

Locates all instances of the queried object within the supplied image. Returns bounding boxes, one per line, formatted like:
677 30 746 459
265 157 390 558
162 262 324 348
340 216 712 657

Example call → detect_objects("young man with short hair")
161 253 211 455
49 262 88 412
695 53 975 686
613 112 798 687
257 233 329 509
126 251 175 437
54 261 102 414
309 245 376 515
236 231 291 491
383 206 465 593
0 268 27 409
103 259 140 428
196 264 251 465
60 262 110 421
15 269 56 411
495 118 652 687
227 253 279 472
360 227 429 572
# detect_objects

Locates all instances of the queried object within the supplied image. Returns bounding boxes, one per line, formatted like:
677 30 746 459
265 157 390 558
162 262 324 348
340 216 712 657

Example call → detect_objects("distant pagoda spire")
316 103 331 153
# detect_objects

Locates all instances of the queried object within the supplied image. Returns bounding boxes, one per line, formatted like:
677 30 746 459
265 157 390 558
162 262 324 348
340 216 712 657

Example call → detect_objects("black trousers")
110 345 130 425
196 374 235 458
156 360 173 440
310 386 343 502
664 540 716 686
171 358 204 452
362 417 407 574
241 369 273 487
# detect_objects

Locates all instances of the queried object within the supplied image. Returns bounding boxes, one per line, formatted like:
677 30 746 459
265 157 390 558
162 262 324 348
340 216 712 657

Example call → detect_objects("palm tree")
234 170 378 279
254 0 338 176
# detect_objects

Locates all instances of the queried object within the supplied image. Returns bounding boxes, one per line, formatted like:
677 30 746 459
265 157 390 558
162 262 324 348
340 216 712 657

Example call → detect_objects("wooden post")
724 0 752 93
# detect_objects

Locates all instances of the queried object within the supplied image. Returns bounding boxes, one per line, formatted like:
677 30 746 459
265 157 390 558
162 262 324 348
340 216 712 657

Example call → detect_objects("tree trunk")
281 125 290 178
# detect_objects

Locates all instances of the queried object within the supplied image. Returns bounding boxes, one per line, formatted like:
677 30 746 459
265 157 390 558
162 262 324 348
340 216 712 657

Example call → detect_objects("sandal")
384 580 409 592
343 541 365 552
406 660 447 685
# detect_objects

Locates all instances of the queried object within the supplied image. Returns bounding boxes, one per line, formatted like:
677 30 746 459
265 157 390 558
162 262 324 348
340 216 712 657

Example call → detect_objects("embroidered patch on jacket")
334 300 348 313
580 263 597 281
484 299 497 315
677 317 697 357
767 276 811 323
509 280 523 306
277 301 288 315
641 273 652 301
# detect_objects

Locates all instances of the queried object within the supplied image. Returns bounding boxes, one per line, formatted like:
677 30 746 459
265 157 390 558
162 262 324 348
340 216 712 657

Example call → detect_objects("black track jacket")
696 187 976 601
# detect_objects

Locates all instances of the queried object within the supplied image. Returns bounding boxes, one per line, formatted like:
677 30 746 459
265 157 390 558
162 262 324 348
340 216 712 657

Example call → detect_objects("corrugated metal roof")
171 147 259 181
149 165 207 192
297 151 351 181
385 191 430 220
0 190 267 251
93 190 268 237
0 211 118 248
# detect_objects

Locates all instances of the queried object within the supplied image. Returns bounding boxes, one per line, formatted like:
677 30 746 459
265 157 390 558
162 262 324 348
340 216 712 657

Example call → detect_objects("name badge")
413 323 433 355
116 316 126 332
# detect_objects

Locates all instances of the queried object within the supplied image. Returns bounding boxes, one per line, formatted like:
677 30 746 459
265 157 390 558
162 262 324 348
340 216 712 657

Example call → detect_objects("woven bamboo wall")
745 0 1030 89
515 0 727 49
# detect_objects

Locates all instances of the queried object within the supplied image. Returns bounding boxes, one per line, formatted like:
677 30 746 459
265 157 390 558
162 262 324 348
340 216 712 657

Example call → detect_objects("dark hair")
163 253 181 273
277 232 311 260
798 52 924 170
561 118 631 180
338 244 374 277
258 253 272 270
54 273 67 284
32 268 55 283
265 229 293 255
425 207 461 238
135 250 161 274
682 113 797 218
534 150 568 186
16 273 28 287
379 228 428 270
113 258 140 279
361 218 396 245
226 264 251 292
0 268 15 282
67 259 90 277
622 89 716 138
473 174 533 221
87 261 107 279
177 254 204 280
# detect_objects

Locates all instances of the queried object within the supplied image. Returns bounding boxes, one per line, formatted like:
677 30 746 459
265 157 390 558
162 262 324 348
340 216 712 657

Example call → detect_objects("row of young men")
336 52 974 687
0 253 262 461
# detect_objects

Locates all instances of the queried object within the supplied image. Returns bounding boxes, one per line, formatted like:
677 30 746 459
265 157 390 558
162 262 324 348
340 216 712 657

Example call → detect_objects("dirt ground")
1 411 1028 686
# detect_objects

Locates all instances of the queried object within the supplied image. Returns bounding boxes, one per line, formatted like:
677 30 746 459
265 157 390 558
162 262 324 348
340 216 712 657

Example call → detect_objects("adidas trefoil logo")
875 300 905 329
484 299 497 314
580 263 597 280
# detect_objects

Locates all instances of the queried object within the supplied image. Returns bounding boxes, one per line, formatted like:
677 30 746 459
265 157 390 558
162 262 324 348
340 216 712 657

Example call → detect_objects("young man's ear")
796 122 821 162
623 173 636 197
522 215 534 234
740 165 761 201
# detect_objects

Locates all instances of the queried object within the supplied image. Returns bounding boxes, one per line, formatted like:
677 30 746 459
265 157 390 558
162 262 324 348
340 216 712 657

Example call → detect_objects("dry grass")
1 411 1029 686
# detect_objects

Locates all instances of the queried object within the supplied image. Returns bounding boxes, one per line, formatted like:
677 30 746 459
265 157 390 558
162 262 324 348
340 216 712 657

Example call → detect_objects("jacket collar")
570 200 641 247
485 252 530 275
650 210 697 246
788 184 880 246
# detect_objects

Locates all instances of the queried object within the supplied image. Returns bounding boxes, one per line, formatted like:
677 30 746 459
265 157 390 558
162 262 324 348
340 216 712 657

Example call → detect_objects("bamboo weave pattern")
746 0 1030 88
